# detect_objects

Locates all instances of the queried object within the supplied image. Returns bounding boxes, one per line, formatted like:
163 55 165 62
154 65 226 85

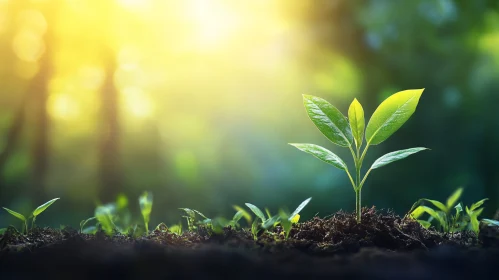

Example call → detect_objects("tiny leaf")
348 98 365 148
290 144 347 170
232 205 252 224
446 187 463 209
371 148 428 169
232 210 244 223
302 95 353 147
32 198 60 217
139 192 153 233
289 197 312 221
365 89 424 145
2 207 25 221
245 203 266 221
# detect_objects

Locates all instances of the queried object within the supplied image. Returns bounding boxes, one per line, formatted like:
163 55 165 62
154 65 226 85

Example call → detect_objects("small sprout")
95 204 117 235
245 203 266 222
251 219 260 240
232 205 252 224
139 191 153 234
291 90 427 222
3 197 60 234
79 217 96 234
262 215 280 230
169 223 182 235
409 188 487 234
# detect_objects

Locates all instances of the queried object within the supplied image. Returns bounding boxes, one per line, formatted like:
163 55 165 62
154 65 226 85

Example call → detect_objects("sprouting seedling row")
291 89 428 222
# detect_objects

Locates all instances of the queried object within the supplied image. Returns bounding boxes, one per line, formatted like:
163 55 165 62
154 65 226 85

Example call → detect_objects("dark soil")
1 207 498 280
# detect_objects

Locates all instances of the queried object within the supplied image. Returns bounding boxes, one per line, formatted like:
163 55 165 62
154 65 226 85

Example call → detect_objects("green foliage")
179 208 213 232
95 204 117 235
244 203 266 221
79 217 96 234
139 191 153 233
292 90 426 222
409 188 487 234
168 223 183 235
482 219 499 227
278 197 312 239
2 198 60 234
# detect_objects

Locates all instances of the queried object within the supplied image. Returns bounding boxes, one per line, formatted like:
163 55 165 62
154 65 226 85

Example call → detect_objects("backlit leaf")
371 148 428 169
290 144 347 170
232 210 244 223
470 198 488 211
289 197 311 221
245 203 266 221
365 89 424 145
483 219 499 227
139 192 153 232
32 198 60 217
262 215 280 229
422 199 447 213
446 187 463 209
302 95 353 147
3 207 26 221
348 98 365 148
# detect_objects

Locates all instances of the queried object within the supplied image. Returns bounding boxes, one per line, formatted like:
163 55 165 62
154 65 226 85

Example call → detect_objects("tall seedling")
291 89 427 222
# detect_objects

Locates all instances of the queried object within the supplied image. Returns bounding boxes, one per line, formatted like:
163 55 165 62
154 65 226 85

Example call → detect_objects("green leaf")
302 95 353 147
95 205 116 235
422 199 447 213
470 198 488 211
139 192 153 233
365 89 424 145
32 198 60 217
3 207 26 221
193 209 209 220
251 219 260 240
279 210 292 239
416 220 431 229
232 210 244 223
262 215 280 229
289 144 347 170
446 187 463 209
80 217 96 232
289 197 312 221
483 219 499 227
371 148 428 169
232 205 252 224
415 206 445 226
245 203 266 221
348 98 365 148
410 205 426 219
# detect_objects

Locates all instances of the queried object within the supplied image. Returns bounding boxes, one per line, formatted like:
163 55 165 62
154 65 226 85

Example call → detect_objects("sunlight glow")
48 93 81 120
121 87 154 119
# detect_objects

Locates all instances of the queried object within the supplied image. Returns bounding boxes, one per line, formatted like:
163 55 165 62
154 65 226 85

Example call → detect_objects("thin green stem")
355 189 361 222
358 169 373 191
345 169 356 190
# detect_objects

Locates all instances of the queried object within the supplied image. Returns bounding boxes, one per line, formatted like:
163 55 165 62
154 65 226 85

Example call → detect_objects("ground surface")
1 207 499 280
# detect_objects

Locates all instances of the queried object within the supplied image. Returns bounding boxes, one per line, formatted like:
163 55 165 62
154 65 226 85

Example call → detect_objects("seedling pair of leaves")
245 197 311 240
409 187 487 234
2 198 60 234
291 89 427 222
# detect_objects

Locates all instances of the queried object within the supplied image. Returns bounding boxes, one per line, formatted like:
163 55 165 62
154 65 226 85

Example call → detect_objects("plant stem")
355 189 361 222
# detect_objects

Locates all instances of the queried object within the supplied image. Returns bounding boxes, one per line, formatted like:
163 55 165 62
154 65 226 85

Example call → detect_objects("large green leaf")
290 143 347 170
303 95 353 147
348 98 365 148
245 203 266 221
446 187 463 209
289 197 312 221
2 207 26 221
365 89 424 145
371 147 428 169
32 198 60 217
422 199 447 212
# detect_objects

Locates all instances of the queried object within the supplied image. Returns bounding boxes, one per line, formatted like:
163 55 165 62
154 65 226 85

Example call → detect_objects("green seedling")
409 188 487 234
79 217 96 234
139 191 153 233
278 197 312 239
179 208 212 231
95 204 117 235
291 89 427 222
245 202 280 240
2 198 60 233
233 205 252 224
168 223 183 235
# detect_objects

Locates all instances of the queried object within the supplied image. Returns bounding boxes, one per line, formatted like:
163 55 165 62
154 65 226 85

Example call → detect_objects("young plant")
278 197 312 239
245 202 280 240
179 208 211 231
2 198 60 233
139 191 153 233
79 217 96 234
291 89 427 222
409 188 487 234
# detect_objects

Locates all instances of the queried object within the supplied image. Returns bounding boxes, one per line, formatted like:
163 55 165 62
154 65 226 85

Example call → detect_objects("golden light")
48 93 81 120
121 86 154 119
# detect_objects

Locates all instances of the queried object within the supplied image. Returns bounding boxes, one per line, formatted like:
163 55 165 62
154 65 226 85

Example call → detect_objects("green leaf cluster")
291 89 427 222
409 188 488 234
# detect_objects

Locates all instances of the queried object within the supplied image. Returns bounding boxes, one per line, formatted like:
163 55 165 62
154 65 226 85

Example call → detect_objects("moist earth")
1 207 498 280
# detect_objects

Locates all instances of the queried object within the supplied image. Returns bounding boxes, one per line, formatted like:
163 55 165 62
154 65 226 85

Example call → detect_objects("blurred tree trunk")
31 16 54 204
99 52 122 202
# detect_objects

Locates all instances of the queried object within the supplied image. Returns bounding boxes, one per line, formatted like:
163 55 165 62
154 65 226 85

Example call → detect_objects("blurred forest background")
1 0 499 228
